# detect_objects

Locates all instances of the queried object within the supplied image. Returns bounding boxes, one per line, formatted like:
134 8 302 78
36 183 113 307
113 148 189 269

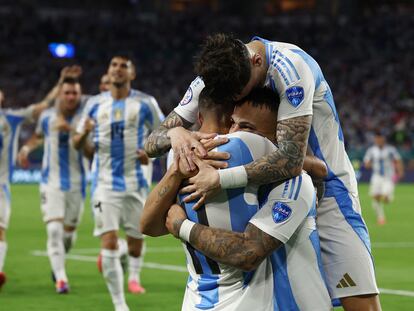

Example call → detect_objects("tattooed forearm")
189 223 281 271
145 111 192 157
245 115 311 185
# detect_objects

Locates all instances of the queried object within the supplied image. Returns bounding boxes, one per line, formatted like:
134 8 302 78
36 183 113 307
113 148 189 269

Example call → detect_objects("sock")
128 242 145 283
372 200 385 220
102 249 126 307
63 231 77 253
47 222 67 282
0 241 7 272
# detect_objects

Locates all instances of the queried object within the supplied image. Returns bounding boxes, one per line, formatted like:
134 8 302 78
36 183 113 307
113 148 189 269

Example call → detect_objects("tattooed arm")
166 204 281 271
245 115 312 184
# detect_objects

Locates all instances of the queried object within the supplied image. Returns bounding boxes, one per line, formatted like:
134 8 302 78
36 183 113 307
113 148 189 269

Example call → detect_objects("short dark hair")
195 33 251 102
61 77 80 85
198 87 234 119
235 88 279 115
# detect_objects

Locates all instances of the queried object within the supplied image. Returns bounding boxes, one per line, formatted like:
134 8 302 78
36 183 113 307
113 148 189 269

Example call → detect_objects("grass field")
1 184 413 310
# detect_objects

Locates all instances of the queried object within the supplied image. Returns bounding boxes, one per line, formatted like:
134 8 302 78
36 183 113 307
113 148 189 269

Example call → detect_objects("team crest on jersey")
286 86 304 107
272 202 292 223
179 87 193 106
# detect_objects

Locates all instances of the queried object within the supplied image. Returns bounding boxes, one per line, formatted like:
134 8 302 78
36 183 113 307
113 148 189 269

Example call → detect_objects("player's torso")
90 92 151 192
263 39 358 197
369 145 396 178
180 132 276 310
41 110 86 192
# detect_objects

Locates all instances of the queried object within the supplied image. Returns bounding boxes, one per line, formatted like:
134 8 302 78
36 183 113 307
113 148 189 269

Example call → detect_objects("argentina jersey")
77 89 160 193
364 145 400 179
179 131 276 311
252 174 332 311
0 106 34 184
36 107 87 194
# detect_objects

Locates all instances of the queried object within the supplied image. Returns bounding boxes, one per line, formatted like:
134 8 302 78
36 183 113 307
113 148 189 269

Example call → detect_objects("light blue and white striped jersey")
174 36 370 256
178 131 276 311
36 107 87 194
364 145 401 179
0 106 34 184
77 89 161 193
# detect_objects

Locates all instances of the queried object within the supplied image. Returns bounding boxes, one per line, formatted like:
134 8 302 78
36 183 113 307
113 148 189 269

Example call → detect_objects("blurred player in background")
364 130 404 225
18 77 89 294
74 56 161 311
0 82 58 290
100 74 111 92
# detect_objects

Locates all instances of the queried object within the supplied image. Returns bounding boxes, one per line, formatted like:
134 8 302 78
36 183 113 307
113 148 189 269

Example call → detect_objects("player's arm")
17 133 44 169
166 204 281 271
392 149 404 180
363 148 373 170
141 157 188 237
303 154 328 179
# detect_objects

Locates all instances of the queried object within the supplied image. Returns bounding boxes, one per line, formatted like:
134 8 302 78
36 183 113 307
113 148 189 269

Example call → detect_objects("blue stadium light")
48 43 75 58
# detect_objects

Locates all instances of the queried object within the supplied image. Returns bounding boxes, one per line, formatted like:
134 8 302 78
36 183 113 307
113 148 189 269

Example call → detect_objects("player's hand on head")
199 136 228 151
180 153 221 210
165 204 187 238
136 149 149 165
168 127 216 172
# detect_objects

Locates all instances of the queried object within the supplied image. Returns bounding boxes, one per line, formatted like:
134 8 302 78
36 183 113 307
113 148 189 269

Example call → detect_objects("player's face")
99 75 111 92
374 135 386 147
107 57 134 86
60 83 81 111
229 102 277 143
0 90 4 108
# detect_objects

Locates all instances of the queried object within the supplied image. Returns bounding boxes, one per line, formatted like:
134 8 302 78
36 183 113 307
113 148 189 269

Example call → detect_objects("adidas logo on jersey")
336 273 356 288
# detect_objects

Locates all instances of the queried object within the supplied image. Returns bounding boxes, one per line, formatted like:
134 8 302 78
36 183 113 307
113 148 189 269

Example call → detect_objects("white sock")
128 242 145 283
102 249 126 307
372 200 385 220
118 238 128 257
47 222 67 282
0 241 7 272
63 231 77 253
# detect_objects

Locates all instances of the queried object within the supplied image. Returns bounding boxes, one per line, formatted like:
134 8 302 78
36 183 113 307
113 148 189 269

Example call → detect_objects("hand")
17 146 30 169
84 118 95 134
168 127 217 172
54 115 72 132
60 65 82 80
165 204 188 238
199 136 229 152
136 149 149 165
180 153 221 210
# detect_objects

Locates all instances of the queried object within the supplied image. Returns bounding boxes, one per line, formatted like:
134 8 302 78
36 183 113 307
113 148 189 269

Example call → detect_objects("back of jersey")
179 131 276 311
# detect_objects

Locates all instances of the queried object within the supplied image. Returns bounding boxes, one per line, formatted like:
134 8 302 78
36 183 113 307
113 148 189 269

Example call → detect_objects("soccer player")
0 88 53 290
363 131 404 225
142 88 332 310
100 74 111 92
73 56 161 311
18 77 87 293
145 34 380 310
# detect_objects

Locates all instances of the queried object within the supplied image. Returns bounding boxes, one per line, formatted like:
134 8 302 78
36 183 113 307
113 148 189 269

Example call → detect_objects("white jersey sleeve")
5 105 35 125
147 96 165 129
249 173 315 243
363 147 374 164
271 50 315 121
173 76 204 124
76 95 99 134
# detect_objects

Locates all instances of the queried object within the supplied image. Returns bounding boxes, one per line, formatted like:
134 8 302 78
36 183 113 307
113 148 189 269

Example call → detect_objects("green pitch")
1 184 413 310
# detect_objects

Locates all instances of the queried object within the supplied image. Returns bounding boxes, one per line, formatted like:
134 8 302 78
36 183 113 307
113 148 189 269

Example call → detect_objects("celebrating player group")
0 33 384 311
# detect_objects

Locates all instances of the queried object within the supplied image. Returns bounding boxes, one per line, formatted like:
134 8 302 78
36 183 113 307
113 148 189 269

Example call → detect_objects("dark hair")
198 87 234 119
195 33 251 102
61 77 80 85
235 88 279 115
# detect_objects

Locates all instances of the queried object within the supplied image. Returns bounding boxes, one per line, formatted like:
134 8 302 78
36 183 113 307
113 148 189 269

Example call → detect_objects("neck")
199 123 220 134
60 104 78 118
110 83 130 100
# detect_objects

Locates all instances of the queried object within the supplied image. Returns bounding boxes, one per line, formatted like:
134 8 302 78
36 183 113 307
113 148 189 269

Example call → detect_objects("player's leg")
373 195 385 225
123 190 146 294
317 194 381 311
93 190 129 311
370 175 385 225
0 184 11 290
63 191 84 253
41 188 69 293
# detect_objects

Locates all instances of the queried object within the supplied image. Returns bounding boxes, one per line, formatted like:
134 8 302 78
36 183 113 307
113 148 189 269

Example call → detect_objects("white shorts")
369 174 394 200
40 186 84 227
317 193 379 300
92 188 147 239
0 184 11 229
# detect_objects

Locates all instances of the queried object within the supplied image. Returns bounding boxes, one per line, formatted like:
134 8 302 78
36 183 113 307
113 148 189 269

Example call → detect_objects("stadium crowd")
0 3 413 157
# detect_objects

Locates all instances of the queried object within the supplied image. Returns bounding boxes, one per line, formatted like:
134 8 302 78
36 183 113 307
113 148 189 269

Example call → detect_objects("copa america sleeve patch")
272 202 292 223
285 86 304 107
179 87 193 106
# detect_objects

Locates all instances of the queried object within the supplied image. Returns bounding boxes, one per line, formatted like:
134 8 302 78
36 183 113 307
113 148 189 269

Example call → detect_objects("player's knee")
47 221 63 240
0 227 6 241
101 231 118 250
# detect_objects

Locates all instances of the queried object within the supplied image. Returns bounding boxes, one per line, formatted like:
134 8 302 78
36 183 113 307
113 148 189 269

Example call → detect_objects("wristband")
179 219 196 242
218 166 248 189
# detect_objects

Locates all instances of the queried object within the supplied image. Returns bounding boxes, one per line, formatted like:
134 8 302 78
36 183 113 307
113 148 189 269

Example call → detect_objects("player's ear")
251 53 263 68
197 112 203 127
